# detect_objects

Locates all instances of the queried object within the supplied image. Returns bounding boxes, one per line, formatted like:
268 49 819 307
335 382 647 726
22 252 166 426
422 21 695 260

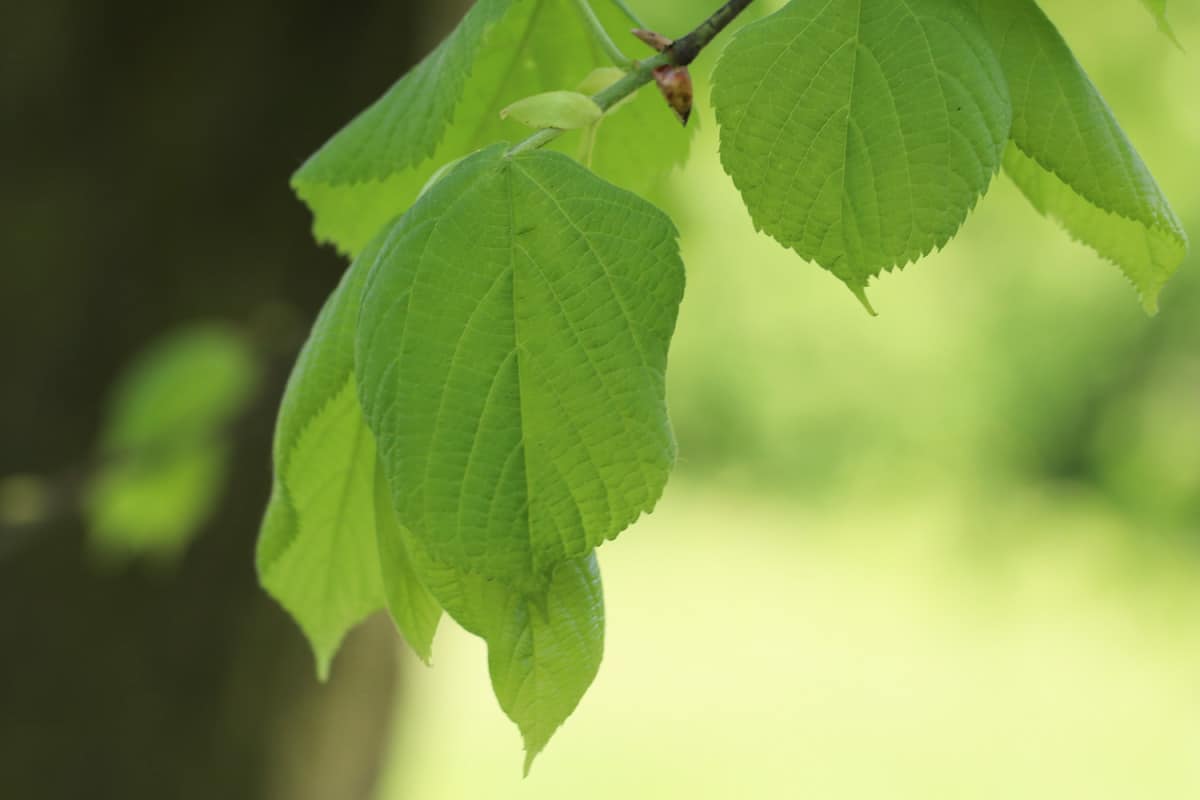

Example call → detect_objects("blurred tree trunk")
0 1 468 797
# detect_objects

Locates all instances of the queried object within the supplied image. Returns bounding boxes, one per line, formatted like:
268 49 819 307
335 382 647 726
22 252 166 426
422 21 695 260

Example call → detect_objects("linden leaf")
374 460 602 773
356 145 683 590
258 237 440 677
976 0 1188 311
295 0 693 256
712 0 1011 306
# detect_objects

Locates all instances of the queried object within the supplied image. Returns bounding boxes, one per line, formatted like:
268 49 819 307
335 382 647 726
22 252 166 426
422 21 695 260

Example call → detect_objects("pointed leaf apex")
850 284 878 317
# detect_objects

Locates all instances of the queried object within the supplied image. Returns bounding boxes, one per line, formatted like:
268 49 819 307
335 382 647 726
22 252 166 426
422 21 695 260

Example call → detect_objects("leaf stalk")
573 0 634 68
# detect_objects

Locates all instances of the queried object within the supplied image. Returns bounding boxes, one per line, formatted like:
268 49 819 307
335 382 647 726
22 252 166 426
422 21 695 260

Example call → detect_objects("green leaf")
1138 0 1181 46
87 324 257 559
489 555 604 774
712 0 1011 306
294 0 693 256
258 237 439 678
976 0 1188 312
374 461 602 772
292 0 514 255
258 245 384 678
356 145 684 590
372 459 442 664
576 66 626 97
502 90 604 130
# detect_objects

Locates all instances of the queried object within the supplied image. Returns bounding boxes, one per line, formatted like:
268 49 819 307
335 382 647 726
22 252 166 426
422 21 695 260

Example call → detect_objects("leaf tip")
313 647 335 684
849 284 878 317
522 742 543 777
409 639 436 667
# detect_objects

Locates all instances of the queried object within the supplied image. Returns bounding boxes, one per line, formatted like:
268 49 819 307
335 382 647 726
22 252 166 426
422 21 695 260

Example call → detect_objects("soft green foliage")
488 555 604 774
259 241 387 676
356 145 684 591
89 324 256 558
975 0 1188 312
712 0 1011 306
373 461 443 664
374 454 604 770
1139 0 1181 45
259 236 443 675
501 91 604 130
267 0 1190 771
295 0 693 256
376 472 605 772
292 0 513 255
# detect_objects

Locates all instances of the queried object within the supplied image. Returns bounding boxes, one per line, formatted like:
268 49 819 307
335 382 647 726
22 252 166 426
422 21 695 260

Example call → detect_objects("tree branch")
665 0 756 67
508 0 757 156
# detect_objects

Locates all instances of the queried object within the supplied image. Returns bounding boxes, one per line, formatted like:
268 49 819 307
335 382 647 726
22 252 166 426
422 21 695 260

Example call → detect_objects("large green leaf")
712 0 1011 306
977 0 1187 311
356 144 684 590
87 324 257 559
258 237 440 677
296 0 693 257
374 461 602 773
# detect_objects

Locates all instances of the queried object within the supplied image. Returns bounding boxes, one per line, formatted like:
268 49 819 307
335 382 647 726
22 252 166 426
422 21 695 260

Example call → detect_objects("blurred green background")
2 1 1198 798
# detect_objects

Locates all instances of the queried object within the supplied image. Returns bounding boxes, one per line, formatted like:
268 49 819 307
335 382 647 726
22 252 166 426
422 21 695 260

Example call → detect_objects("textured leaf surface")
258 238 440 677
977 0 1187 311
375 462 602 772
258 242 441 676
712 0 1010 303
88 324 256 558
357 145 684 590
294 0 693 256
489 555 604 774
292 0 513 254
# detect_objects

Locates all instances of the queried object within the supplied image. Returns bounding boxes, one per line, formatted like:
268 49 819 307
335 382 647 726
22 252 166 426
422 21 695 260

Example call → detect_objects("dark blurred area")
0 2 465 797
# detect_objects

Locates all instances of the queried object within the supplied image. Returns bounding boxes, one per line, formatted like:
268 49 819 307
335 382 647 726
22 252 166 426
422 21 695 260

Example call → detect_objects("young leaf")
976 0 1188 312
356 144 684 590
501 90 604 130
374 463 603 773
294 0 693 256
87 324 257 559
258 236 439 678
711 0 1011 306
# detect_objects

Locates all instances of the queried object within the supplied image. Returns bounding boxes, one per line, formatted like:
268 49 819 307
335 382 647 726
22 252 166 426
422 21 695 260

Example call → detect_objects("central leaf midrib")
504 161 540 583
838 0 863 276
511 159 654 536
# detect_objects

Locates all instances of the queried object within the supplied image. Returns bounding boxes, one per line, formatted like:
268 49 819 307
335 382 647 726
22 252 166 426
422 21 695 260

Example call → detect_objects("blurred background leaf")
86 323 258 560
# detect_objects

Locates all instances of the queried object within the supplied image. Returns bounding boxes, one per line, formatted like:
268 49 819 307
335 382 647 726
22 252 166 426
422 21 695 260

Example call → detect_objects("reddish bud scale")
653 65 693 126
631 28 673 53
